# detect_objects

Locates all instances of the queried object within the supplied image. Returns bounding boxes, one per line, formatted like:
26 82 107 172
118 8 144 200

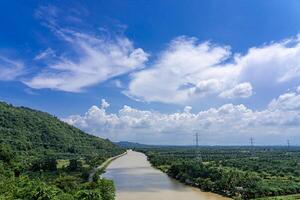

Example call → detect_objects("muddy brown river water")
103 150 230 200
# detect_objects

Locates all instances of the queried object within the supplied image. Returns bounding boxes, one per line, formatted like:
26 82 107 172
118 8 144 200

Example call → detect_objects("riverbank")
88 151 128 182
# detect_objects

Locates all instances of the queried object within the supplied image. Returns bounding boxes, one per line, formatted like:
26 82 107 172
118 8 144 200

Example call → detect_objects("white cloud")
101 99 110 109
25 29 149 92
111 79 123 88
34 48 56 61
126 35 300 104
64 89 300 144
237 35 300 85
219 82 253 99
0 56 25 81
183 106 192 113
125 37 235 104
24 6 149 92
268 90 300 111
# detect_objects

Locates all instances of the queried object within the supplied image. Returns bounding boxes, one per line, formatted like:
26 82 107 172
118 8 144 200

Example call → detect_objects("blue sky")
1 1 300 145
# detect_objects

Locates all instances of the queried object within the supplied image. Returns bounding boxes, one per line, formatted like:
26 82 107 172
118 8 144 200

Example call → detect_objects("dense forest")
0 101 124 199
139 146 300 200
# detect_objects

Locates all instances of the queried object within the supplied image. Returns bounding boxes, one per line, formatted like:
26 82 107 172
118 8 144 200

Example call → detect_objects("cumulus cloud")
219 82 253 99
126 35 300 104
24 6 149 92
0 56 25 81
125 37 235 103
64 88 300 144
268 90 300 111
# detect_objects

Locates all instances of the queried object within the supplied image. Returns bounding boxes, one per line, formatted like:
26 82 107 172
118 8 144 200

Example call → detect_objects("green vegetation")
0 101 125 199
138 146 300 200
255 194 300 200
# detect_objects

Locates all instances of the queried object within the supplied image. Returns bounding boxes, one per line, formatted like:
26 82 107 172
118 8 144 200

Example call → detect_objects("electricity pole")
196 132 199 148
195 132 202 162
250 137 254 156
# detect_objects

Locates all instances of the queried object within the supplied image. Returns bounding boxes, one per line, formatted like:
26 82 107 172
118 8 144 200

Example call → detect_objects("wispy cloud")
0 55 25 81
34 48 56 61
24 6 149 92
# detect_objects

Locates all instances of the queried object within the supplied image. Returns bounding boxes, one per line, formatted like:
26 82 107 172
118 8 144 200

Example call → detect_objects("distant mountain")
0 101 123 159
115 141 175 148
115 141 152 148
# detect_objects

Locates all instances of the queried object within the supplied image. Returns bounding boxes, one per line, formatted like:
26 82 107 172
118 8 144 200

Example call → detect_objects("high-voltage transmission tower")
250 137 254 156
195 132 202 162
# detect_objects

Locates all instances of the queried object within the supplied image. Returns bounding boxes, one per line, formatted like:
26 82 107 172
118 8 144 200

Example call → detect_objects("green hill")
0 101 122 159
0 101 123 200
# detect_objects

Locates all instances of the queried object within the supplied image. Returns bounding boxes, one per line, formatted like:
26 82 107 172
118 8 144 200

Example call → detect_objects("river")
103 150 230 200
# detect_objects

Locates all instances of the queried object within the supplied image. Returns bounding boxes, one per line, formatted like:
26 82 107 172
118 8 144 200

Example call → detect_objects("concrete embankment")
88 151 128 182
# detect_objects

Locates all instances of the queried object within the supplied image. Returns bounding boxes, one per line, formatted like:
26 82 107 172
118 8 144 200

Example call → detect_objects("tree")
75 190 102 200
68 159 82 171
31 157 57 171
0 144 14 163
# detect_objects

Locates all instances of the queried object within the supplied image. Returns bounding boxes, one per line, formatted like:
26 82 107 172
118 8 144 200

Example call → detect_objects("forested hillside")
0 101 122 158
0 101 124 199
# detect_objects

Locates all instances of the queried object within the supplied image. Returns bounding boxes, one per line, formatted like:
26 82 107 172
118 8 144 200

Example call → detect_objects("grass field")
57 159 70 169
